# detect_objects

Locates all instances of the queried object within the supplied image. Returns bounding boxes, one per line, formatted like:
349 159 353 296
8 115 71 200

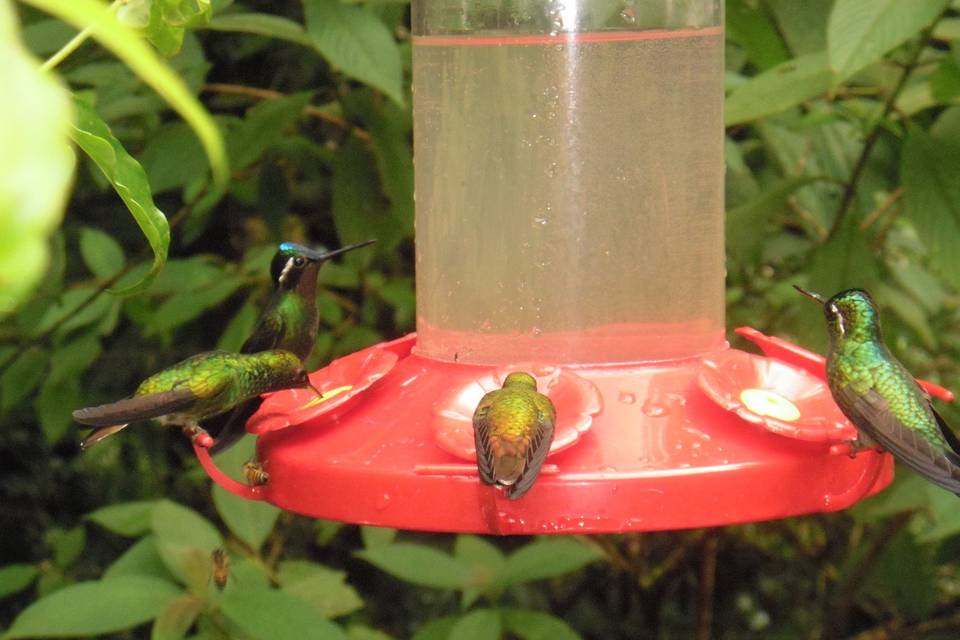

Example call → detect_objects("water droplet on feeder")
375 493 391 510
642 400 667 417
618 391 636 404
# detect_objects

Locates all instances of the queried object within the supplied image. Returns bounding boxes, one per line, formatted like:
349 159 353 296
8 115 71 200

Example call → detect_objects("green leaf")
220 586 349 640
873 283 937 349
766 0 832 56
278 560 364 618
46 526 86 569
87 500 157 537
827 0 949 81
901 126 960 290
79 227 126 280
212 485 280 551
863 529 938 619
726 0 790 71
216 300 260 351
448 609 501 640
145 276 244 335
931 55 960 102
455 535 505 606
5 576 182 639
230 92 313 170
333 138 403 257
360 526 397 549
22 0 229 188
501 609 581 640
139 123 207 194
356 543 471 589
725 53 834 125
204 12 311 46
499 538 601 588
1 347 49 413
303 0 404 105
411 616 459 640
118 0 212 56
348 625 394 640
0 1 75 318
104 536 178 582
0 564 39 600
151 594 203 640
69 98 168 295
151 500 222 589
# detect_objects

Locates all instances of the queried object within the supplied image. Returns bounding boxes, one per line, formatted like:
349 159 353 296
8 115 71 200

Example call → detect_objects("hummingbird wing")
933 409 960 457
472 392 498 486
835 385 960 496
505 404 556 500
72 388 198 427
206 309 284 452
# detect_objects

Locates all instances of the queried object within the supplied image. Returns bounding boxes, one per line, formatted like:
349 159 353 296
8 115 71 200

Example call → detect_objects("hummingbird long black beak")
793 285 826 304
306 239 376 262
305 380 324 399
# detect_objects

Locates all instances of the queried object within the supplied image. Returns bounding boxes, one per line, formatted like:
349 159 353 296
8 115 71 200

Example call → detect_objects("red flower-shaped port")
698 349 857 443
247 345 399 435
432 364 603 461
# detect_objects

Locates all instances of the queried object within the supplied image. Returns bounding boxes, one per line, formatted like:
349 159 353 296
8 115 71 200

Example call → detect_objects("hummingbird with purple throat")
795 285 960 496
207 239 374 453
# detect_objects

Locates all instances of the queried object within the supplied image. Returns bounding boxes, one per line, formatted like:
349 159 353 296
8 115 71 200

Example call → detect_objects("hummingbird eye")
293 256 306 267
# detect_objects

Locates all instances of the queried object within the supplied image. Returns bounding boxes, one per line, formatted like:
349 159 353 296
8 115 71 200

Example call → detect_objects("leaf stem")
40 0 121 72
203 83 372 142
825 16 945 242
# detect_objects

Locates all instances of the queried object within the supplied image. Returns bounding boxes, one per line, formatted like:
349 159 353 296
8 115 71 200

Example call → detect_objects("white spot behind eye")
278 257 295 284
828 303 845 335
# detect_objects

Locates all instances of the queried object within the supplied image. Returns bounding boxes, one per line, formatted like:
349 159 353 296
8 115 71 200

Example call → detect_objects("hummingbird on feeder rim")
473 371 557 500
73 350 321 450
795 285 960 496
207 239 375 454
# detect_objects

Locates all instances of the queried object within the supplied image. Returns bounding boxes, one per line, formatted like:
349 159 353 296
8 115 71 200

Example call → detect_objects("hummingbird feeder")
195 0 953 533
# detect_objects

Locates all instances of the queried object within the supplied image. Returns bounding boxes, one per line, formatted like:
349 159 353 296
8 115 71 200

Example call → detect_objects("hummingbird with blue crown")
473 372 557 500
795 286 960 496
73 350 320 449
207 239 375 453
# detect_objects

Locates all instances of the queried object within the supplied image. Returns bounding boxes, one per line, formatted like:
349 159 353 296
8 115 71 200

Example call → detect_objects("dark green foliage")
2 0 960 638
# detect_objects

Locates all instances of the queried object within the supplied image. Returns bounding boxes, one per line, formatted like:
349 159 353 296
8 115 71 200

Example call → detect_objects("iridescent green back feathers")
472 371 556 500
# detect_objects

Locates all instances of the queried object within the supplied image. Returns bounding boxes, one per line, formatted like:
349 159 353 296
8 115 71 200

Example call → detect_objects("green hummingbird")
795 286 960 496
208 239 375 453
73 350 319 449
473 372 557 500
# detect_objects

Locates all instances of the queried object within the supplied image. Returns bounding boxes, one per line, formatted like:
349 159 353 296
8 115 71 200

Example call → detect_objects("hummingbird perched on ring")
73 350 320 449
207 239 375 453
472 372 557 500
795 286 960 497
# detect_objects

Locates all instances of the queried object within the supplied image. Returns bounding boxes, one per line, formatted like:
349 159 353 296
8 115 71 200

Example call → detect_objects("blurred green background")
2 0 960 638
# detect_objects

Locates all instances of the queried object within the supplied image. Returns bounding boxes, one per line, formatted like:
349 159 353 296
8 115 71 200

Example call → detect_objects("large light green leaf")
278 560 364 618
104 536 178 582
501 609 582 640
725 53 834 125
727 177 825 261
356 543 471 589
150 500 222 590
448 609 501 640
118 0 212 56
87 500 157 537
827 0 949 81
79 226 125 279
151 594 203 640
5 576 182 639
0 0 75 319
901 126 960 289
726 0 790 71
70 98 168 295
212 485 280 551
205 12 311 46
22 0 228 187
499 538 601 588
220 586 349 640
0 564 39 600
303 0 403 105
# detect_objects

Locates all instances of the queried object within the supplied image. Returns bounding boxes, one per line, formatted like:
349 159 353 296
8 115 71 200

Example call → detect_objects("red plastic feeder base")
195 328 954 534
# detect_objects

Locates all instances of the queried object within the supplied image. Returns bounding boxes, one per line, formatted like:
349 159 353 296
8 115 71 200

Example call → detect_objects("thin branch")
203 83 371 142
695 530 720 640
859 187 904 231
41 0 122 71
825 15 945 241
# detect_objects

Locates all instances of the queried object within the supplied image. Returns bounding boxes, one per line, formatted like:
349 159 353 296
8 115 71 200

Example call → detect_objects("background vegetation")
1 0 960 638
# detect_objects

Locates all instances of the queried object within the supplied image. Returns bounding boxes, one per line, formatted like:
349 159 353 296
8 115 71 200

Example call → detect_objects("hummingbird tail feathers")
81 423 131 449
72 389 197 427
